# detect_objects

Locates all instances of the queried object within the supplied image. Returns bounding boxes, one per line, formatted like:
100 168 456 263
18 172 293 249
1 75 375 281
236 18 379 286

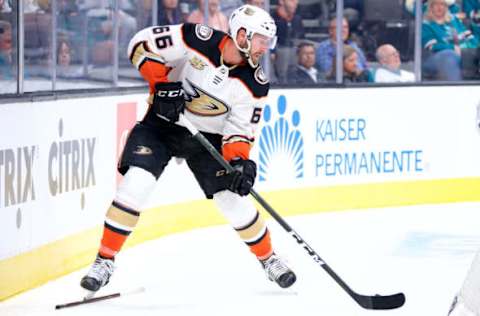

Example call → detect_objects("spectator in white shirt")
373 44 415 83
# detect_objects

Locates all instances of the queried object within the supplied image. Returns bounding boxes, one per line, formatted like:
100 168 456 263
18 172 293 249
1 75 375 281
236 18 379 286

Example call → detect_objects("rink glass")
0 0 479 95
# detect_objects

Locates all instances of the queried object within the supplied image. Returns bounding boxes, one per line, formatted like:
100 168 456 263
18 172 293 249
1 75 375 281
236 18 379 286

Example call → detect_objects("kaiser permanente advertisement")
254 87 480 191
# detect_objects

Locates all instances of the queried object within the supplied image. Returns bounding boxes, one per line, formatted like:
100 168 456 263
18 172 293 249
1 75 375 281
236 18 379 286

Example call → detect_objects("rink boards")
1 86 480 300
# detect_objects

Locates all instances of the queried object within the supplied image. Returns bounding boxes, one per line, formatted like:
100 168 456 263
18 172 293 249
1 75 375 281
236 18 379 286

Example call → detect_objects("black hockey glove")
153 81 185 122
228 158 257 196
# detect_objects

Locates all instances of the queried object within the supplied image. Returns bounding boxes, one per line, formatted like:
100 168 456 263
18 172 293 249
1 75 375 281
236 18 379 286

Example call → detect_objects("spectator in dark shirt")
344 0 363 33
316 16 367 76
288 41 323 85
271 0 305 84
329 44 372 83
157 0 184 25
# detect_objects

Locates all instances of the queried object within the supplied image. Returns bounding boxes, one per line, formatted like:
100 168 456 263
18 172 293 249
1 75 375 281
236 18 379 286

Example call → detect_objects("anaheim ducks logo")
184 79 229 116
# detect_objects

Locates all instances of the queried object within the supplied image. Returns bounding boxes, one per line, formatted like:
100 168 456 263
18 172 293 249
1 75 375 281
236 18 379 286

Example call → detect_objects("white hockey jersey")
127 23 270 159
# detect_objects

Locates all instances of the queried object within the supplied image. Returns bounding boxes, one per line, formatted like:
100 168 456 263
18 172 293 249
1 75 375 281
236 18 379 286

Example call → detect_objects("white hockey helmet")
229 4 277 67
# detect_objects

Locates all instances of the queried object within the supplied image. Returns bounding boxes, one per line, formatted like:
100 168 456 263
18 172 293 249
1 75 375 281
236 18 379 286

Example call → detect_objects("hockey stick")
55 287 145 310
179 114 405 310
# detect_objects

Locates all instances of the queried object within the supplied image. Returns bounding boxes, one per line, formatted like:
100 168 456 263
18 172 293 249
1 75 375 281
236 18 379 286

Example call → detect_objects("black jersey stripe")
112 200 140 217
104 221 132 236
245 228 269 246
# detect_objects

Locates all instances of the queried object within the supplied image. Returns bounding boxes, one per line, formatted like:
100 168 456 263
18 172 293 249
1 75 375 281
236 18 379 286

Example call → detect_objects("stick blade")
355 292 406 310
55 292 121 310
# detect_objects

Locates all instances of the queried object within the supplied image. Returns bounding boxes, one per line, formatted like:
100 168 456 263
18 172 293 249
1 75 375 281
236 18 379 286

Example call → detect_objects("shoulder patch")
230 66 269 98
195 24 213 41
254 67 269 85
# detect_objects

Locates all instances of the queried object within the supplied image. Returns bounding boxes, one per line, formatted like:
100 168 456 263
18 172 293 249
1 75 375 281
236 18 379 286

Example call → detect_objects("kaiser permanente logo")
258 95 304 182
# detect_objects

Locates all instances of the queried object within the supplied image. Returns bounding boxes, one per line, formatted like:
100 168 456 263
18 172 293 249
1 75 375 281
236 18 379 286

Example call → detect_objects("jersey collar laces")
220 53 239 71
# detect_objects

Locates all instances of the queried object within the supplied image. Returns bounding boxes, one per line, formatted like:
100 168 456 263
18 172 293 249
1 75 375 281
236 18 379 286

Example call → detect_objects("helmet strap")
233 31 258 68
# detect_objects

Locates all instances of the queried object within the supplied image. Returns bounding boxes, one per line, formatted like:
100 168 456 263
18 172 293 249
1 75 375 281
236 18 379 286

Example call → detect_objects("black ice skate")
80 255 115 292
261 254 296 288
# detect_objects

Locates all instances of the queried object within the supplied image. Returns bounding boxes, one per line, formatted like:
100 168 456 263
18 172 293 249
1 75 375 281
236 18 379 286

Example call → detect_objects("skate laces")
88 257 114 284
263 255 289 281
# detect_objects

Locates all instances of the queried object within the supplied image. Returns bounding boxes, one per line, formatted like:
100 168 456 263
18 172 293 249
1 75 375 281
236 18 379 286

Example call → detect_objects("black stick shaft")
192 133 353 293
55 293 121 310
185 119 405 310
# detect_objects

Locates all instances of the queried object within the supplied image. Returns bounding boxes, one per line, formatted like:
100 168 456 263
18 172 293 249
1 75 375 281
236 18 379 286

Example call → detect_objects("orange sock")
98 200 140 258
99 225 129 259
235 211 273 260
246 229 273 260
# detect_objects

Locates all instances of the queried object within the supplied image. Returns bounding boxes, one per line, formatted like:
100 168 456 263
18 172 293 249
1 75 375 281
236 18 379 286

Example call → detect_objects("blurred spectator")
141 0 185 27
138 0 154 28
79 0 137 65
56 0 82 60
272 0 305 84
246 0 265 8
405 0 464 18
422 0 480 80
0 20 13 78
78 0 135 12
329 44 372 83
56 0 81 30
187 0 228 32
80 1 137 47
220 0 244 19
157 0 184 25
37 0 53 12
463 0 480 39
22 1 51 64
464 0 480 18
343 0 363 33
0 0 11 13
28 0 71 14
56 37 83 78
24 0 42 13
287 41 323 85
316 16 367 76
57 38 72 67
373 44 415 83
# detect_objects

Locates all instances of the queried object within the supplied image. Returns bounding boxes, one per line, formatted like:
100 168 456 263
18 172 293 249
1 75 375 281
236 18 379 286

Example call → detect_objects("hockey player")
80 5 296 294
448 251 480 316
448 104 480 316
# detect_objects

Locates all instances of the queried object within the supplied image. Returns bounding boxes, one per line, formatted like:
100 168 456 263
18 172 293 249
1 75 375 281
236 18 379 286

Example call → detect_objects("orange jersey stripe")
222 142 250 161
139 60 171 92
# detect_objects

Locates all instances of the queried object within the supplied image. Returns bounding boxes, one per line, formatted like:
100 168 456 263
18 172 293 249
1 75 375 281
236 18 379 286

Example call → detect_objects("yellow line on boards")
1 177 480 301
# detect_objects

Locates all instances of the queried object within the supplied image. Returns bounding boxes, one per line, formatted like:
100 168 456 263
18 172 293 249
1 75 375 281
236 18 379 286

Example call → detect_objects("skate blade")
83 290 97 300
